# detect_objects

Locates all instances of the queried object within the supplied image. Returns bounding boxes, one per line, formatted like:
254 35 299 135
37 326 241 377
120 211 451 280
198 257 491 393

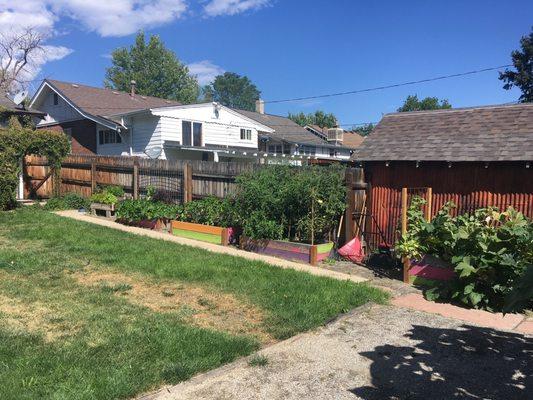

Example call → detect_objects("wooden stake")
133 159 139 200
90 161 97 195
426 187 433 222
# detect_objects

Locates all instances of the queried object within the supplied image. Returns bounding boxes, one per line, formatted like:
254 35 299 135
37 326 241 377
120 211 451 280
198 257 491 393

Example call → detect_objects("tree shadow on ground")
351 324 533 399
365 253 402 280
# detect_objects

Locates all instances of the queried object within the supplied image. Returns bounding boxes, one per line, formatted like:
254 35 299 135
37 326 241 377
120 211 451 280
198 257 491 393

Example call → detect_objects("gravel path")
142 304 532 400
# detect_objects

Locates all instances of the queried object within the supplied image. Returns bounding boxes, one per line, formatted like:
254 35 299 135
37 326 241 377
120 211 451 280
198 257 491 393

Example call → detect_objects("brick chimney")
255 99 265 114
130 80 136 97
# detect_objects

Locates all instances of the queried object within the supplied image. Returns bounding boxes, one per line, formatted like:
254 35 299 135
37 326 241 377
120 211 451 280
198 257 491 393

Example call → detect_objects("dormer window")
53 93 59 105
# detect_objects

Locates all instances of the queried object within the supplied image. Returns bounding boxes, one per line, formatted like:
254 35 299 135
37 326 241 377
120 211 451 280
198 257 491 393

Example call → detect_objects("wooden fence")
24 154 263 202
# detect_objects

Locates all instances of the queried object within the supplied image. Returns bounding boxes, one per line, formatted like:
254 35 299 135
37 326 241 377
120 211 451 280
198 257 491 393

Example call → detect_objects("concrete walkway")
393 292 533 335
140 304 532 400
54 210 366 284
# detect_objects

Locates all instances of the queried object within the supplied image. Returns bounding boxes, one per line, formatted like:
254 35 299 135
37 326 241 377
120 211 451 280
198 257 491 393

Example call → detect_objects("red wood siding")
40 119 97 155
365 161 533 247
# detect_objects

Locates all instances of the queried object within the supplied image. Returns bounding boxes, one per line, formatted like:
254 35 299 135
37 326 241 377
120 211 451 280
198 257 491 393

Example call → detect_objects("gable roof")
32 79 181 120
0 92 45 116
353 103 533 162
341 131 365 149
236 109 351 148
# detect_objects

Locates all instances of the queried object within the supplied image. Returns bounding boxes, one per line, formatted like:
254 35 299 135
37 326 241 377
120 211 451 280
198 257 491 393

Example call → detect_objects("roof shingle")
353 103 533 161
46 79 181 118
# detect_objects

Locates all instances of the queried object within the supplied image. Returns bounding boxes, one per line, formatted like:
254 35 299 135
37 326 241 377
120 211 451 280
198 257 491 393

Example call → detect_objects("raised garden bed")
90 202 116 218
171 220 230 246
408 254 455 286
240 236 333 265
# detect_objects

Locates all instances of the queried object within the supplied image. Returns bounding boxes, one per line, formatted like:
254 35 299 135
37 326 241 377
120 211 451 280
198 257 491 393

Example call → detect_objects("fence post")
426 187 433 222
184 163 193 203
133 158 139 200
90 161 97 195
401 187 410 283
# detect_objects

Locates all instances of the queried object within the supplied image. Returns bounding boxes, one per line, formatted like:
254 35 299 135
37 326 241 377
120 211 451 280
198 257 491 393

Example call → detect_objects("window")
240 128 252 140
182 121 202 146
298 145 316 156
98 129 122 145
53 93 59 105
268 144 282 154
283 144 291 155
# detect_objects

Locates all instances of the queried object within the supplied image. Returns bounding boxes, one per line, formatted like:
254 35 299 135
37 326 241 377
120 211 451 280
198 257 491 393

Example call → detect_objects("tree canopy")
397 95 452 112
288 110 338 128
104 31 199 104
203 72 261 111
351 123 374 137
499 27 533 103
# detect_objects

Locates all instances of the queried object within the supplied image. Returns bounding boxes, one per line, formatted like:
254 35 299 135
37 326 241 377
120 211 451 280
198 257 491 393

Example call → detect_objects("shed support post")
401 187 410 283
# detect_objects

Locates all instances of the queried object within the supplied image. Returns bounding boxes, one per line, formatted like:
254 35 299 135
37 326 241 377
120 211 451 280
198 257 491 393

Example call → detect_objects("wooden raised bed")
240 236 333 265
408 254 456 287
90 202 116 218
171 220 229 246
116 218 167 231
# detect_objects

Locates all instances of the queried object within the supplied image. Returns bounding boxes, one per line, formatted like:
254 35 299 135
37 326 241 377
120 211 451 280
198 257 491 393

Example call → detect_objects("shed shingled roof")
45 79 181 117
353 103 533 162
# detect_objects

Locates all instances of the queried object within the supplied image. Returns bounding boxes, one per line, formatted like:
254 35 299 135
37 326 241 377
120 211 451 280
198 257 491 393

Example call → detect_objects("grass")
248 354 269 367
0 208 387 399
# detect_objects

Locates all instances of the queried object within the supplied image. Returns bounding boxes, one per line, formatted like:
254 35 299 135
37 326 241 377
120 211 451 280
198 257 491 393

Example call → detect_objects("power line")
264 64 513 104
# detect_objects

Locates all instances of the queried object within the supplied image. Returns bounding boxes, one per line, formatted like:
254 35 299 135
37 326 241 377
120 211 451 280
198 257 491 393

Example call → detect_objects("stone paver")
392 292 526 332
140 304 532 400
54 210 366 284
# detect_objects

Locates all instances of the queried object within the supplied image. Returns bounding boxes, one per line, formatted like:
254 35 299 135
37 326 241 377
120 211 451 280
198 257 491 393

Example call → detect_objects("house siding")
44 120 97 155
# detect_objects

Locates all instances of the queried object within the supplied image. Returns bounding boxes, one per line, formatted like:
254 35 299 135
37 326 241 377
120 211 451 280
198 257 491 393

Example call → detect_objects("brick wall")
41 119 97 155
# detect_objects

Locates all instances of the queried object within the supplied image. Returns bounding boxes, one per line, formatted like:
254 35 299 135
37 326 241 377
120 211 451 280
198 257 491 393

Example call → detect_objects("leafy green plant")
242 211 283 240
90 191 118 205
102 185 125 197
43 193 90 211
397 196 533 311
234 165 345 242
116 199 182 222
178 196 238 227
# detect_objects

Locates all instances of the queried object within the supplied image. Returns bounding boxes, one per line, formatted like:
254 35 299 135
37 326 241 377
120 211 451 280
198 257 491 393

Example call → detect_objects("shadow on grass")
351 324 533 399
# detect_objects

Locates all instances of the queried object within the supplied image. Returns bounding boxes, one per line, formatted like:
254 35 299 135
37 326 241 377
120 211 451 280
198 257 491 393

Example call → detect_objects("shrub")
397 197 533 311
0 118 69 210
179 196 237 227
43 193 90 211
116 199 182 222
234 165 345 242
242 211 283 240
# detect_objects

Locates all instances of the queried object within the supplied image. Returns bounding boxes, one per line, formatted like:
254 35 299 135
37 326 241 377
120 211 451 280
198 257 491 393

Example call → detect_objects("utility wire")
264 64 513 104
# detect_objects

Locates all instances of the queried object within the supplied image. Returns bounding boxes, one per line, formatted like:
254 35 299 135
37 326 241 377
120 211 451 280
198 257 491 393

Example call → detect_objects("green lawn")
0 208 387 400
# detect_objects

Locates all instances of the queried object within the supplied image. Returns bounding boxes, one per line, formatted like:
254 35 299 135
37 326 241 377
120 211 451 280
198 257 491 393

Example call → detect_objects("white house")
30 79 354 162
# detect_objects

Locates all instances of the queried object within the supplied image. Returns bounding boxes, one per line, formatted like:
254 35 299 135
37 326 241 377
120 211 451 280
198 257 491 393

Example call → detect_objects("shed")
352 102 533 246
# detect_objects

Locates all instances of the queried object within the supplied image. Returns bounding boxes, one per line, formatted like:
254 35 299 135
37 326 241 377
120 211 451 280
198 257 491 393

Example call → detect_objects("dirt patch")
0 294 80 342
72 269 272 343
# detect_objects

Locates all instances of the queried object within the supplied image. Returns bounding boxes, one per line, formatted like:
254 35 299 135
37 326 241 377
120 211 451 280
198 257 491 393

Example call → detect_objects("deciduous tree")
397 95 451 112
499 27 533 103
205 72 260 111
105 32 199 104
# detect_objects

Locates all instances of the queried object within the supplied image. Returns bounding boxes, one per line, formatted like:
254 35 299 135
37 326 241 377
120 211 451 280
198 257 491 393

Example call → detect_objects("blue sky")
3 0 532 125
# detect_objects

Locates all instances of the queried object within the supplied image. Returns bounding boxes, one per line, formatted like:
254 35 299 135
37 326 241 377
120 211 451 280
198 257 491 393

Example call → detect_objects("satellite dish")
13 90 29 105
144 147 162 159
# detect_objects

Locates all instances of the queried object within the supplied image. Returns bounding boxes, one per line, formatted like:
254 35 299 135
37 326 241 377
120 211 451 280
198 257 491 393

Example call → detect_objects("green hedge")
0 118 70 210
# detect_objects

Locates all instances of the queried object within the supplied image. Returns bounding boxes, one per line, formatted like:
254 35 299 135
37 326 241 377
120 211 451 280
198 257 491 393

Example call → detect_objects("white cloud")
203 0 271 17
50 0 188 37
0 1 188 38
187 60 224 85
